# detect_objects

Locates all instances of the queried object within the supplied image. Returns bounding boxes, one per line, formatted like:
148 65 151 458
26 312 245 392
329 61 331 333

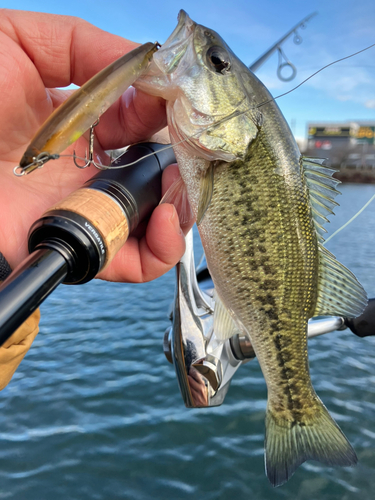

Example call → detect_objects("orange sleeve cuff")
0 309 40 390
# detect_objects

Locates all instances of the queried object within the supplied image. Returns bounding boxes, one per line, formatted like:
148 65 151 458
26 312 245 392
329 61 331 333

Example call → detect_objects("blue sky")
3 0 375 139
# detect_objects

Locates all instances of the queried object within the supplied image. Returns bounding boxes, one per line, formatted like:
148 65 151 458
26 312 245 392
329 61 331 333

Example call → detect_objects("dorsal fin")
302 157 341 241
302 157 367 318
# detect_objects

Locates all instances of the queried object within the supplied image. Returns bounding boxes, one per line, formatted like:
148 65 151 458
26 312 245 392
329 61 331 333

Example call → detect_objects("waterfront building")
305 121 375 169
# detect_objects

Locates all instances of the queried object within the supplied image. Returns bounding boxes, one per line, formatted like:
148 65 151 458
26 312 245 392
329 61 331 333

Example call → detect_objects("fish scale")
199 129 318 414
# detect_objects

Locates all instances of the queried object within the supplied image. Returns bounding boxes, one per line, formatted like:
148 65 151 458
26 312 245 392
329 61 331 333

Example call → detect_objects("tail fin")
265 401 357 487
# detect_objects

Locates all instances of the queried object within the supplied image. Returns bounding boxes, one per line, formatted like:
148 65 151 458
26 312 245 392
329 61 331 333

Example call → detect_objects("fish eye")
206 46 231 74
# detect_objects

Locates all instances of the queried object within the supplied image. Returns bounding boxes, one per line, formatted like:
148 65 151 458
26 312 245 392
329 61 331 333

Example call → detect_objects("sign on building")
356 126 375 145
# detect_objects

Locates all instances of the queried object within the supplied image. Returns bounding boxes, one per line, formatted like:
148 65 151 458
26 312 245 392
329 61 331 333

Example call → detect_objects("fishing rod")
249 12 317 81
0 142 176 347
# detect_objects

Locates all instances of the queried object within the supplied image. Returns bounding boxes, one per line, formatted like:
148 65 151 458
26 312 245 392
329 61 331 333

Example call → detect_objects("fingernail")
168 204 183 235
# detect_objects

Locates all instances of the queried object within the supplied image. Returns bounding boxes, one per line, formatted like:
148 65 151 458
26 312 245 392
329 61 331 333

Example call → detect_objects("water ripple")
0 187 375 499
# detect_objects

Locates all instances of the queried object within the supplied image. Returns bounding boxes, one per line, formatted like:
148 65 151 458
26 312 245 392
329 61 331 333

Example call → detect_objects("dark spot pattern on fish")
264 309 278 321
260 279 278 291
263 264 274 275
196 127 319 423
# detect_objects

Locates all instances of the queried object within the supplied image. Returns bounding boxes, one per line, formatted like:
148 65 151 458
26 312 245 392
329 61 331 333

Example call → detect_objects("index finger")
0 9 138 87
0 9 167 151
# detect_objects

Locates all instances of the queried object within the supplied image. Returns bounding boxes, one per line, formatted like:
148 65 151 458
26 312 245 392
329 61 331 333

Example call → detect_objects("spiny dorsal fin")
302 157 368 317
213 290 241 341
314 243 367 318
197 164 214 226
302 157 341 242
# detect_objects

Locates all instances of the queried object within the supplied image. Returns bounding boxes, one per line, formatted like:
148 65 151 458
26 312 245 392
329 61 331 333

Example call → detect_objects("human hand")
0 9 188 283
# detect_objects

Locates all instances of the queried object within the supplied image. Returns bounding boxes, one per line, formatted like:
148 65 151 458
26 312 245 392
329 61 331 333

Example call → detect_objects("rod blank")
0 248 68 345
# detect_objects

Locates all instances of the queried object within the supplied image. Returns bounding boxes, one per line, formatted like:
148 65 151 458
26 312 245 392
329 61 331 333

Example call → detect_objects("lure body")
19 42 158 173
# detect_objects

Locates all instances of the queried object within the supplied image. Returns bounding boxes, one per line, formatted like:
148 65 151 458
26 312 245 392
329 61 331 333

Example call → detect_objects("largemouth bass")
135 11 367 486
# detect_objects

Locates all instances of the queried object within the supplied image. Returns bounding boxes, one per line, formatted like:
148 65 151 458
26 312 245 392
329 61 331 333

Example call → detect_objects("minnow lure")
16 42 159 175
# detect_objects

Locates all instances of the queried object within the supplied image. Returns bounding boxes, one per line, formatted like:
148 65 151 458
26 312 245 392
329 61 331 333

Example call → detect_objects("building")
305 121 375 169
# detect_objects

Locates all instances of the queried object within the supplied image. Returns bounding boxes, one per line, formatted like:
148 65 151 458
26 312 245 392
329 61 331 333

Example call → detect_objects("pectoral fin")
160 175 194 225
197 164 214 225
213 290 242 340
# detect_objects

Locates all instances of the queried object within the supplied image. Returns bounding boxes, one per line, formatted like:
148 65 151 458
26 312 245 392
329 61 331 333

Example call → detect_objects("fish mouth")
153 10 196 74
167 10 193 43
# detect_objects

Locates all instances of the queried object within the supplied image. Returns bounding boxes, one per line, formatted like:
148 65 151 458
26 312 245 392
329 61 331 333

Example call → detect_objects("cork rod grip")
46 188 129 268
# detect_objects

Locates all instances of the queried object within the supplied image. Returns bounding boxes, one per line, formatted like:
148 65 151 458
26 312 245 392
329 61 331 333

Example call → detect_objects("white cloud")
365 100 375 109
336 95 352 102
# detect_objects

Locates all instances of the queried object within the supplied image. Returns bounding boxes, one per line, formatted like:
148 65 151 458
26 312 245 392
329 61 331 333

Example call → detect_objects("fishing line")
105 42 375 169
53 107 247 171
255 42 375 108
324 193 375 244
23 43 373 261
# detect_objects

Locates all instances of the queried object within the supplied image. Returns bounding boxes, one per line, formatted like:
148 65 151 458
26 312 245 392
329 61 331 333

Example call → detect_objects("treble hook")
13 120 102 176
73 119 108 170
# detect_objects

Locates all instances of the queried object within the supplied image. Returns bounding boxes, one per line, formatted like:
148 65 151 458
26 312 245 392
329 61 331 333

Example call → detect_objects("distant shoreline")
334 168 375 184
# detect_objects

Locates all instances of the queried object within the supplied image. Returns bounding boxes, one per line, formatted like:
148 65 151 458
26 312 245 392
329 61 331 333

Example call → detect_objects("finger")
188 375 202 391
97 203 185 283
94 88 167 150
0 9 138 88
0 10 167 151
162 163 181 194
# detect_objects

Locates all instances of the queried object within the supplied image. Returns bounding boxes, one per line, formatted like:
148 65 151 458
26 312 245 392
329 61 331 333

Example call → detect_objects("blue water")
1 184 375 499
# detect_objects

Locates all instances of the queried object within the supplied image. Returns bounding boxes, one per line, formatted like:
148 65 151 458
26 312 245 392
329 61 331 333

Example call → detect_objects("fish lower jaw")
170 122 238 162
